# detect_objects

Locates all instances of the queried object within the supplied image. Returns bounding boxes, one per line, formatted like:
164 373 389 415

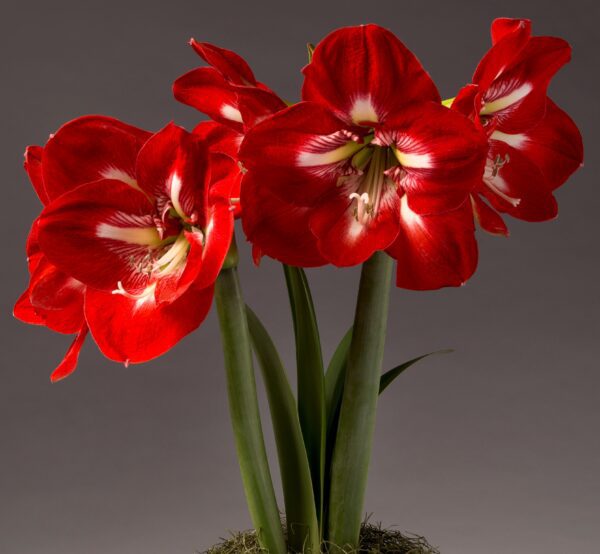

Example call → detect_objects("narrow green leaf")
324 326 352 436
246 306 320 553
379 349 454 394
283 265 326 532
323 326 352 536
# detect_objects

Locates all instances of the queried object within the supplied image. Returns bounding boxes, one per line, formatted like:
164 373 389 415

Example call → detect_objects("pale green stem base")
327 252 394 549
215 266 286 554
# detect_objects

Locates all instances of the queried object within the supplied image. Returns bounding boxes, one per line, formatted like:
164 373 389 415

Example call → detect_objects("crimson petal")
50 326 88 383
173 67 244 131
38 179 159 294
303 24 440 124
387 198 478 290
42 116 150 201
85 282 214 364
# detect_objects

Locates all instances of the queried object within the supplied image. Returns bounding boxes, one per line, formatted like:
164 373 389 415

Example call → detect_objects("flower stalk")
214 242 286 554
327 251 394 549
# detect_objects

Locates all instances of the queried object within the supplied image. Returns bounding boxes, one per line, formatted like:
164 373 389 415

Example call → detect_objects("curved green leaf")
283 265 326 531
379 349 454 394
246 305 320 553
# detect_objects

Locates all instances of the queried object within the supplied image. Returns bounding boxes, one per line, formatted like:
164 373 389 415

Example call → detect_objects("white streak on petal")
490 130 528 149
221 104 243 123
101 166 140 190
400 195 421 227
350 96 378 124
168 172 186 219
297 141 362 167
97 223 160 245
394 149 433 169
481 82 532 114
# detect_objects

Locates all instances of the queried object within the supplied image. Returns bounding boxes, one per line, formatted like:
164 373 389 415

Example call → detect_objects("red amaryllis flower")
174 40 327 267
22 117 232 370
13 117 152 380
239 24 487 288
451 18 583 235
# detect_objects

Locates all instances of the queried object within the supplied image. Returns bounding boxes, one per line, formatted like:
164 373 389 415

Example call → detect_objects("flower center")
338 142 400 223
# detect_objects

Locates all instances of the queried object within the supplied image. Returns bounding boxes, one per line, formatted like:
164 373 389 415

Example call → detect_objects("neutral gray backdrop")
1 1 598 553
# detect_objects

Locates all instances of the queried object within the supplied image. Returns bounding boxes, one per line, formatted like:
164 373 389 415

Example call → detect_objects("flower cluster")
15 19 582 380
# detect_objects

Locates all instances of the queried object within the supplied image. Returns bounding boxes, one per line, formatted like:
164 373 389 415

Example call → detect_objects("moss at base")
204 522 439 553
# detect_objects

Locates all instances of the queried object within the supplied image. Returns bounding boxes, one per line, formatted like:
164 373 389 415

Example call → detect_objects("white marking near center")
350 96 379 124
168 171 186 219
221 104 243 123
481 83 533 115
400 195 422 227
101 166 140 190
490 130 528 149
97 223 160 245
394 149 433 169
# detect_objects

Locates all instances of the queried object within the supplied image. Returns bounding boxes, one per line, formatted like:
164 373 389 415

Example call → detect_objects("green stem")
327 251 393 549
215 263 286 554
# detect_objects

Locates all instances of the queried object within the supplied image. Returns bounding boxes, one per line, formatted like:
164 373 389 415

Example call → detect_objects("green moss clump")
204 522 439 554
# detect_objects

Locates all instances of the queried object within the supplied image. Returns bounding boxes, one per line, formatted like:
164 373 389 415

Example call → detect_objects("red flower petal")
240 102 350 205
480 37 571 134
41 116 150 201
38 179 159 294
471 194 509 236
492 98 582 191
379 101 487 215
490 18 532 45
193 121 242 159
85 282 214 364
24 146 49 205
302 24 440 124
473 19 531 90
309 185 401 267
173 67 244 131
190 39 257 85
234 85 287 128
50 325 88 383
240 169 326 267
136 123 209 224
387 198 478 290
480 140 557 222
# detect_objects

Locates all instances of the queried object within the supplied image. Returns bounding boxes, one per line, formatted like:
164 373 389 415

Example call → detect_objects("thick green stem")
327 251 393 549
215 265 286 554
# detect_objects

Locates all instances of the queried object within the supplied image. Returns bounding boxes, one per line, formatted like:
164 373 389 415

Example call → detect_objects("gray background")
1 1 598 552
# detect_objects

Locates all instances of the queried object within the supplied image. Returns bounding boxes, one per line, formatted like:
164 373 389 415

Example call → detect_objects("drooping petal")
480 37 571 133
240 169 326 267
378 101 487 215
50 326 88 383
480 140 557 222
173 67 244 131
491 98 583 191
302 24 440 124
387 197 478 290
24 146 49 205
41 116 150 201
471 194 509 236
190 39 257 85
136 123 210 223
38 179 160 294
15 247 85 335
309 184 401 267
239 101 356 206
85 282 214 364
